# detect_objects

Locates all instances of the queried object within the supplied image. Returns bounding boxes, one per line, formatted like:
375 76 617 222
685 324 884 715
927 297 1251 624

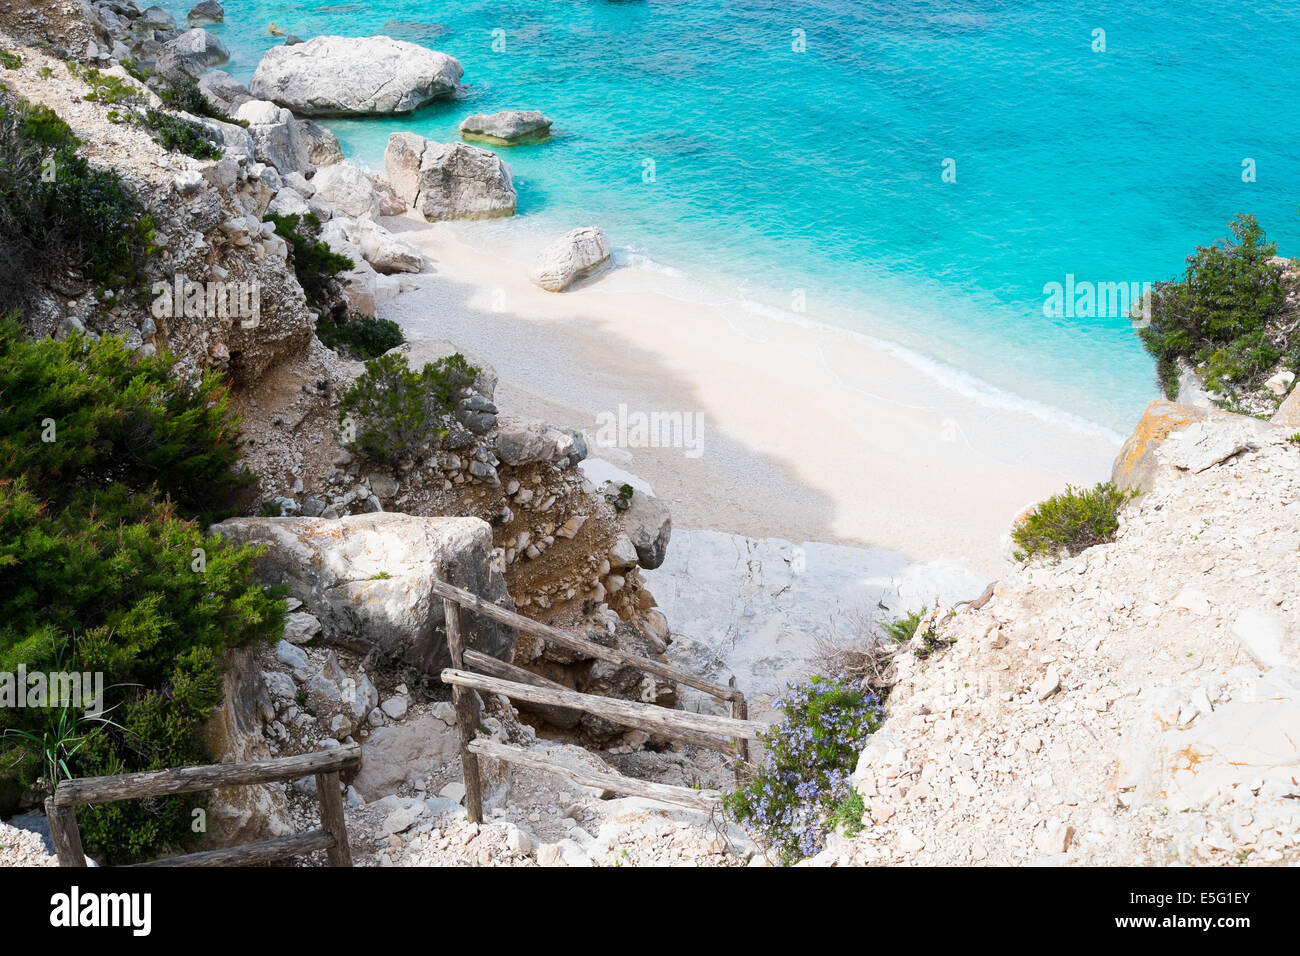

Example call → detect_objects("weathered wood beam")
44 797 87 867
314 770 353 867
428 577 743 703
467 739 721 812
463 649 741 756
53 742 362 807
444 598 484 824
130 829 335 868
441 668 766 741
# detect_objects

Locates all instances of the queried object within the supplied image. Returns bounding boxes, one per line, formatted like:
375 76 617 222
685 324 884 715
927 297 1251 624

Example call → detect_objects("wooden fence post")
314 770 353 866
44 796 87 867
443 597 484 823
729 676 750 786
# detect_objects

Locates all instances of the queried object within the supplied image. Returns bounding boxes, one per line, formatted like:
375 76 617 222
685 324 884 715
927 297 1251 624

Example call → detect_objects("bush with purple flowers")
724 675 883 864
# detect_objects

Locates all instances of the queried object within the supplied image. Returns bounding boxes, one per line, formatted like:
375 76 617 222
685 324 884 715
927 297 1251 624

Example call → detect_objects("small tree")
337 352 478 465
1138 214 1293 400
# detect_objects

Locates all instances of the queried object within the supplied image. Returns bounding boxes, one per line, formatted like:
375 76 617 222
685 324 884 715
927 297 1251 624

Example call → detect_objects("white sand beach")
381 216 1124 578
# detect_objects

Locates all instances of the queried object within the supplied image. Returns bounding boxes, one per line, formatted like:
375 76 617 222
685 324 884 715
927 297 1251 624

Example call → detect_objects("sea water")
170 0 1300 432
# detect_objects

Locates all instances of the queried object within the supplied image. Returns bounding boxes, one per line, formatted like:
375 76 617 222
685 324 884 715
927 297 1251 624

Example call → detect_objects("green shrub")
1011 481 1136 560
0 95 156 310
0 50 22 70
316 312 404 360
70 64 143 106
156 78 245 125
337 351 477 465
0 318 252 523
0 325 284 863
0 481 284 862
1138 214 1294 402
882 609 925 644
137 108 222 159
263 212 354 309
724 675 883 864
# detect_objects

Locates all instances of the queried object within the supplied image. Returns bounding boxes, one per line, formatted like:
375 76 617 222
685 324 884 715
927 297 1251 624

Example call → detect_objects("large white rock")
351 714 459 800
155 27 229 83
249 35 463 116
643 529 989 716
384 132 516 221
311 161 383 220
530 226 611 292
459 109 552 145
233 99 313 176
337 216 424 274
208 514 517 674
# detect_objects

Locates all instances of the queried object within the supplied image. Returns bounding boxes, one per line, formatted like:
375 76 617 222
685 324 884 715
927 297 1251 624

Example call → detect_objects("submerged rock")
459 109 553 145
187 0 224 25
250 35 463 116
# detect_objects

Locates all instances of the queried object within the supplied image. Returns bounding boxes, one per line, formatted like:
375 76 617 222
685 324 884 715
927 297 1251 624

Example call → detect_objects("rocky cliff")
815 401 1300 866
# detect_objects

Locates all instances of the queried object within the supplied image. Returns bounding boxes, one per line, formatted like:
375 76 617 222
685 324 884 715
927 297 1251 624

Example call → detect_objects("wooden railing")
430 577 762 819
45 743 361 867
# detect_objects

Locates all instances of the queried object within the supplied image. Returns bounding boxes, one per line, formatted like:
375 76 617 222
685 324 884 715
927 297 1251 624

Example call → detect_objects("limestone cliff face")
819 405 1300 866
1 43 315 387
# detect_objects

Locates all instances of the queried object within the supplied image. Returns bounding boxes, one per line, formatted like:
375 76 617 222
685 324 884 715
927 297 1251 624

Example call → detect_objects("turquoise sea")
166 0 1300 432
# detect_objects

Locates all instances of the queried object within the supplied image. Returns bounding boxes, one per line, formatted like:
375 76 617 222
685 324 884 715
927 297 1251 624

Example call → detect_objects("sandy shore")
379 216 1123 578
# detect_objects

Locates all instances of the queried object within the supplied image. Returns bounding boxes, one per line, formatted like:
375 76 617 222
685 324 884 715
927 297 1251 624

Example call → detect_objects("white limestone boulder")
530 226 611 292
384 132 516 221
459 109 552 145
250 35 463 116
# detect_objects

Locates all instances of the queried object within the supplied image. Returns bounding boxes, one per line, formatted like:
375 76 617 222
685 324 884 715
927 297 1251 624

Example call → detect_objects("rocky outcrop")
1110 399 1273 494
615 489 671 570
385 133 517 221
816 413 1300 867
311 161 382 219
202 647 294 847
154 27 229 83
494 420 588 467
294 118 345 168
198 70 253 114
335 216 424 274
208 514 517 675
250 35 463 116
233 99 314 177
530 227 611 292
459 109 553 145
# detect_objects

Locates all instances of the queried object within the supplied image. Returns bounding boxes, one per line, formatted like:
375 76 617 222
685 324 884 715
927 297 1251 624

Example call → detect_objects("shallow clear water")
172 0 1300 431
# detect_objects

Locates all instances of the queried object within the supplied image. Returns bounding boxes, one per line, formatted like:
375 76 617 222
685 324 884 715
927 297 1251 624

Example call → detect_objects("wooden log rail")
434 577 756 820
428 577 744 703
47 742 361 868
468 739 721 812
443 668 765 742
